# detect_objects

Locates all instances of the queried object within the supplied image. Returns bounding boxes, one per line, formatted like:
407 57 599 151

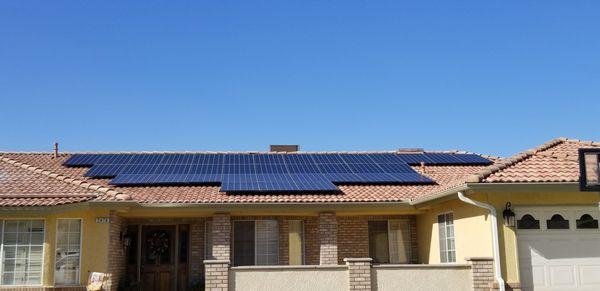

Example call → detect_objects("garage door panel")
530 265 547 287
579 265 600 286
548 265 576 286
516 206 600 291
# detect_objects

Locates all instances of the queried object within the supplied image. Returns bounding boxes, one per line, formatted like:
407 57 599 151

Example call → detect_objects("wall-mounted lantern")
503 202 516 227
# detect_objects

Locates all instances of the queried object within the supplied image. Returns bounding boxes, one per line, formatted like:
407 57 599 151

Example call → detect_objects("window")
55 219 81 285
438 213 455 263
576 214 599 229
368 220 411 264
517 214 540 229
1 220 45 285
233 220 279 266
288 220 304 265
204 221 213 260
547 214 569 229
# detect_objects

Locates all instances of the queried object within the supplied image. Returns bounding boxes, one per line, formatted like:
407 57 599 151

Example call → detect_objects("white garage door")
516 206 600 291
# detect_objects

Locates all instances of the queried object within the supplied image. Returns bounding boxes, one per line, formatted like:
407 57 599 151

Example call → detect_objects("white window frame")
0 218 46 286
232 220 279 266
437 212 455 263
53 218 83 286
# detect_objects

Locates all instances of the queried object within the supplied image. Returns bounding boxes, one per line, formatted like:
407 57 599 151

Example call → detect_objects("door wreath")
147 231 169 256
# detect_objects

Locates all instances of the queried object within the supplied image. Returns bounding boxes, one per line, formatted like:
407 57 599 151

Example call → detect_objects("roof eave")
411 181 582 206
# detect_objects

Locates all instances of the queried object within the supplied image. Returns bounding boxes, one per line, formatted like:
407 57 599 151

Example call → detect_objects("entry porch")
112 212 485 291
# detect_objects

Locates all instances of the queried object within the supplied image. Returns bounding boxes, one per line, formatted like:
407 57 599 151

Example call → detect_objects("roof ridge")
465 138 567 183
0 150 493 155
0 156 130 201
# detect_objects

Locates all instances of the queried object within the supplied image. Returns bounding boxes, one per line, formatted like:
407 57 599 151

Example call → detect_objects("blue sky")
1 1 599 157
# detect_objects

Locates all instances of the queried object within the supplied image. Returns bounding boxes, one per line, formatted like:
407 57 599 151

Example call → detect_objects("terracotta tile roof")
0 156 99 206
0 152 490 205
467 138 600 183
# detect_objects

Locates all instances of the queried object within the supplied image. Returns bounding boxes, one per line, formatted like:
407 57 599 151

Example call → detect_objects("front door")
141 225 176 291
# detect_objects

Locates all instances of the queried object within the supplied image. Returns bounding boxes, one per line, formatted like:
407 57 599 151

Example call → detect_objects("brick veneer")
204 259 230 291
212 213 231 261
189 221 205 283
345 258 373 291
319 212 338 265
205 214 231 291
467 257 494 291
106 211 126 291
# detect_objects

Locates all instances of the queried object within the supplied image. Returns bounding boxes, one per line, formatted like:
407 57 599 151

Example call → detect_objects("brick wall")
106 211 126 291
212 213 231 261
338 218 369 265
304 217 320 265
189 221 205 283
319 212 338 265
204 260 229 291
467 257 494 291
345 258 373 291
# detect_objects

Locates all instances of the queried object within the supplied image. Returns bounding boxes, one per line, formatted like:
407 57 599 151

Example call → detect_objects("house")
0 138 598 291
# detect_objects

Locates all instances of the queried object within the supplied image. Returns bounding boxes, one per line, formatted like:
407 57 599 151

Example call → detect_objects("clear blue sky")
1 1 599 157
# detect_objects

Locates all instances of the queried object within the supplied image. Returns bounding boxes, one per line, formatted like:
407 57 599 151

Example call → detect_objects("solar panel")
64 151 491 192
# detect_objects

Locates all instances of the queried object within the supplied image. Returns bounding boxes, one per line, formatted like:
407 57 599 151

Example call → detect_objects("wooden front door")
141 225 176 291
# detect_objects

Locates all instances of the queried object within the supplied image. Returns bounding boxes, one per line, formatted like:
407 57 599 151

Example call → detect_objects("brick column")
319 212 338 265
204 259 230 291
212 213 231 260
106 211 126 291
205 213 231 291
345 258 372 291
466 257 494 291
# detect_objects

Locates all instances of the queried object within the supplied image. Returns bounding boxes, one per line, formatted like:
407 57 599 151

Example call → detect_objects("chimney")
53 142 59 158
270 145 299 152
397 148 424 153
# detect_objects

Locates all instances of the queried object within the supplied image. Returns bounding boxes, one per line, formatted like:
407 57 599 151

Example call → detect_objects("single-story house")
0 138 598 291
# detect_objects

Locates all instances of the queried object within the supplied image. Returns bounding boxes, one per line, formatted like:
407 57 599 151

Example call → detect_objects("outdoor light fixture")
120 232 132 248
503 202 516 227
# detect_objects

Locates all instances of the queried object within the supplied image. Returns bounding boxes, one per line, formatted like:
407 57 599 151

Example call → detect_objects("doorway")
126 224 189 291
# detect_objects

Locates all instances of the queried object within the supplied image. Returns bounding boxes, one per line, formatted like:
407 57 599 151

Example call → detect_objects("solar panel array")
63 152 491 192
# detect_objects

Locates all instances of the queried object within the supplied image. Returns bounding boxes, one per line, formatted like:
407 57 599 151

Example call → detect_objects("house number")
95 217 111 224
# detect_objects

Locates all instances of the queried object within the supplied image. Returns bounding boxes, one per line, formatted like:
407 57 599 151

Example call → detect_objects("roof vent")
270 145 299 152
397 148 424 153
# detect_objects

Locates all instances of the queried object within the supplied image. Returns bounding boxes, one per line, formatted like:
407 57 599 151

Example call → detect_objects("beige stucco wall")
371 264 472 291
416 193 494 264
0 208 110 287
416 189 600 284
230 265 347 291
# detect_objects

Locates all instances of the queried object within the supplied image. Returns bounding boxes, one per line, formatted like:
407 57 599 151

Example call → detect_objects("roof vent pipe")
457 191 505 291
53 142 59 159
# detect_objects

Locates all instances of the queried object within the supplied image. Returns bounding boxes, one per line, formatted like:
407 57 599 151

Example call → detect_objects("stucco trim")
372 263 470 269
230 265 347 270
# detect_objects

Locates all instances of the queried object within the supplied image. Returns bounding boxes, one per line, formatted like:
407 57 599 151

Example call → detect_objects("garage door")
516 207 600 291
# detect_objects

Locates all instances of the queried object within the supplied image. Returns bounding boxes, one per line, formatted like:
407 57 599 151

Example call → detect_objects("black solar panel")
63 152 491 192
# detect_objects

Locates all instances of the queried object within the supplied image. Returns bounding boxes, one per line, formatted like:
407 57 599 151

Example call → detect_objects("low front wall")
230 265 347 291
372 264 473 291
